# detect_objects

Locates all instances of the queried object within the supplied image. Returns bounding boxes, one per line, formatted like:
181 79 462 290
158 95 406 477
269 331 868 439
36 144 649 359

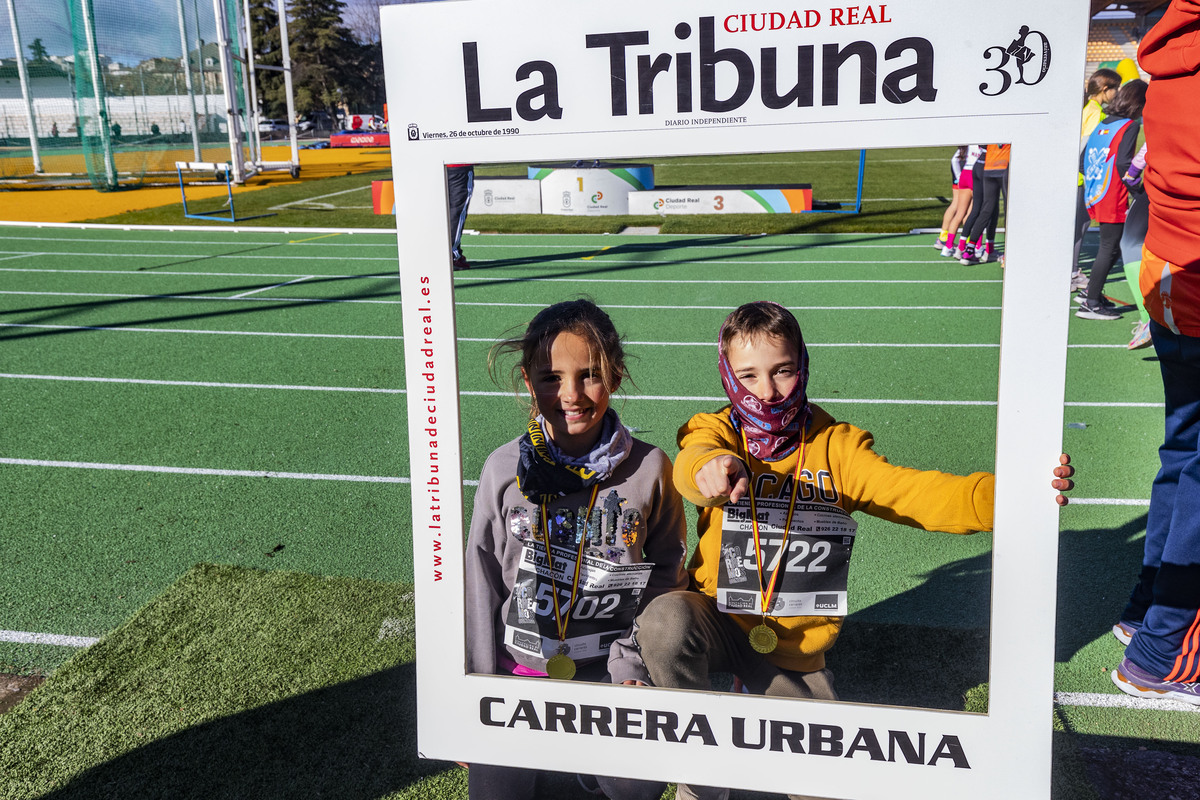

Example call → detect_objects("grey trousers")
634 590 838 800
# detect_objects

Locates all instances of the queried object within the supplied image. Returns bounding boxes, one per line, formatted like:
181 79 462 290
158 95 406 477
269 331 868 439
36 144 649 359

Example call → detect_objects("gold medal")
741 430 807 659
532 486 598 685
546 653 577 680
748 623 778 654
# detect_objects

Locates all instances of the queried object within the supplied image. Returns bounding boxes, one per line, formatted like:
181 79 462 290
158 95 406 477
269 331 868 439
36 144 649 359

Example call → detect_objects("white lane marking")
0 252 965 267
0 235 393 248
0 290 997 312
0 267 393 280
0 629 100 647
0 323 405 340
228 276 315 299
0 250 393 262
457 301 1002 311
1055 691 1200 713
453 275 1002 285
1067 401 1164 407
0 325 1157 358
0 373 408 393
0 457 482 487
377 616 415 641
0 267 996 286
269 185 371 210
661 157 941 165
0 220 385 235
0 457 409 483
0 459 1131 508
0 234 943 250
0 374 1164 411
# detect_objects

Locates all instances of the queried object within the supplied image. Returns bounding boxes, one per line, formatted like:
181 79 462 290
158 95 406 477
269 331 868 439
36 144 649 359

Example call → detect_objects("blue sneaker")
1111 657 1200 706
1112 619 1141 646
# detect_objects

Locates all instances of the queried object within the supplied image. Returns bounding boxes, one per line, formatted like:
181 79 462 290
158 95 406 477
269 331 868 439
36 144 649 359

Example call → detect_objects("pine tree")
27 38 50 63
285 0 369 121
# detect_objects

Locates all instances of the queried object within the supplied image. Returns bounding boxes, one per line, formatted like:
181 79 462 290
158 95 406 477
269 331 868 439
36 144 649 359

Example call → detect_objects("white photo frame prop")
382 1 1087 797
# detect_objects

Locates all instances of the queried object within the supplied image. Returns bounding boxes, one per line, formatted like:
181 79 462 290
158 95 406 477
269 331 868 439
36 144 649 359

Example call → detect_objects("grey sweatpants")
634 590 838 800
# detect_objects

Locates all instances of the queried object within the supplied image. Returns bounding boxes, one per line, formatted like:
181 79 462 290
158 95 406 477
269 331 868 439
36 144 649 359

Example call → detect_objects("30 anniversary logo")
980 25 1051 96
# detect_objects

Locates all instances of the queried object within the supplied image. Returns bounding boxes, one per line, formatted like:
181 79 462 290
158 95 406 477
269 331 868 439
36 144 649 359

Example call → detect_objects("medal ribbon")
743 429 807 622
538 484 601 650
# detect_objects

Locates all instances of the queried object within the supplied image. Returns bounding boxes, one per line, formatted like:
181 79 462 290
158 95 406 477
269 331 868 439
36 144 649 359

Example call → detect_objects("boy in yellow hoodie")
634 301 1073 800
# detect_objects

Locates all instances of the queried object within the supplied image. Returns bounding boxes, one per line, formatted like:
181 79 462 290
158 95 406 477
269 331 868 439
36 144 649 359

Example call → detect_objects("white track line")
457 301 1001 311
0 323 404 340
0 457 485 489
0 236 948 251
0 229 934 247
0 249 958 267
1068 498 1152 506
0 457 410 483
0 221 386 235
0 323 1124 351
0 459 1127 507
0 630 100 648
453 276 1002 285
228 276 315 299
0 268 998 285
0 250 393 262
0 373 408 394
0 324 1148 354
0 290 997 312
0 267 391 279
0 373 1165 411
1055 691 1199 713
0 235 392 248
269 185 371 210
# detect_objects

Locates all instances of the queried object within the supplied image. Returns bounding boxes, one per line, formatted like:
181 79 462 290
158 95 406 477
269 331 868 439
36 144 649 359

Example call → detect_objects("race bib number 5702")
504 539 653 661
716 499 856 617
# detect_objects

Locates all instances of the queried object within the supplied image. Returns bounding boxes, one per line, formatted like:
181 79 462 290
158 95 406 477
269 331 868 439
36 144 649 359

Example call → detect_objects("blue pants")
1125 320 1200 682
447 165 474 260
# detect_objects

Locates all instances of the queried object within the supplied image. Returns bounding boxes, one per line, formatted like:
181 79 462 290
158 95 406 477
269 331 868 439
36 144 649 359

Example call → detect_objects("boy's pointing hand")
697 455 751 503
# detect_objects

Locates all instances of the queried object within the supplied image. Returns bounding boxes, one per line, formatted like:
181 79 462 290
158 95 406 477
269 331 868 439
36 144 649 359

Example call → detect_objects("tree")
247 0 288 118
341 0 424 114
27 38 49 63
342 0 423 45
286 0 370 120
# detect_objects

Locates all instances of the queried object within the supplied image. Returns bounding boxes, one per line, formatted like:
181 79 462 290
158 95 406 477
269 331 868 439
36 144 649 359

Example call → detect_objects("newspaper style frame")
382 1 1087 797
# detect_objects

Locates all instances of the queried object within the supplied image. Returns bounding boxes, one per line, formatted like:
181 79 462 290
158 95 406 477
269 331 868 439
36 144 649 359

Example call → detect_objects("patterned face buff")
516 416 602 504
717 307 811 462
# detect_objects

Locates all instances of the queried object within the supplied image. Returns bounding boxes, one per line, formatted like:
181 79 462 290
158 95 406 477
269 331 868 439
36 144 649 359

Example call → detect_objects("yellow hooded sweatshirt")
676 403 994 673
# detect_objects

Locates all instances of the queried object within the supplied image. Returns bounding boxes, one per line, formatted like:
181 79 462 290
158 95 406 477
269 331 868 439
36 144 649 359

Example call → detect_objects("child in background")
464 299 686 800
1077 79 1148 320
632 302 1074 800
935 145 981 257
1072 69 1123 290
1120 143 1153 349
959 143 1009 265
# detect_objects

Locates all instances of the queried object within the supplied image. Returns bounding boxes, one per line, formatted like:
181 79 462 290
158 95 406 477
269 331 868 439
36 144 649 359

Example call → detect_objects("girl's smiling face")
523 332 614 457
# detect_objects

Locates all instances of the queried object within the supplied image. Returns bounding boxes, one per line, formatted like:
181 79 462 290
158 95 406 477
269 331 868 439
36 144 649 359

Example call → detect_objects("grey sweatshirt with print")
464 435 688 685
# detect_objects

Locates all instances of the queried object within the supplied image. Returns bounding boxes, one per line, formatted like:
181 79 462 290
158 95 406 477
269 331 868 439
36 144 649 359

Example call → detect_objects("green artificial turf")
1 224 1192 799
83 148 951 234
0 564 443 800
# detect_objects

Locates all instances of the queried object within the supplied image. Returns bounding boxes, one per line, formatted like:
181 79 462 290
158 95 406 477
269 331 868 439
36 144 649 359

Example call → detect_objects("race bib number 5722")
716 499 856 617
